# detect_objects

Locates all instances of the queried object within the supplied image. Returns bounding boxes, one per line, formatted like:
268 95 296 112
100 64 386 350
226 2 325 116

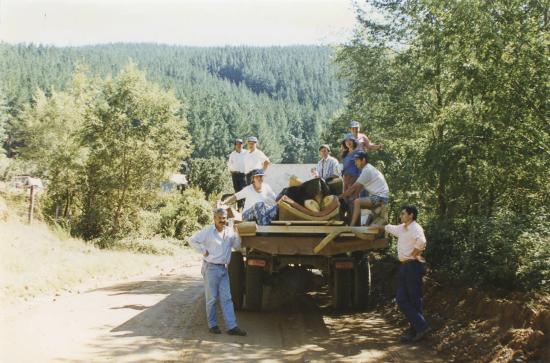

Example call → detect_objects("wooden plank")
313 231 341 254
241 236 388 256
255 225 379 235
270 220 344 226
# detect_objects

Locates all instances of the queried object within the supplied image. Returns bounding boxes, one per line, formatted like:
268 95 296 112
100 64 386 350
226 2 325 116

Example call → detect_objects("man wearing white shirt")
228 138 248 209
377 205 430 343
314 144 340 180
188 208 247 336
244 136 270 185
339 151 389 226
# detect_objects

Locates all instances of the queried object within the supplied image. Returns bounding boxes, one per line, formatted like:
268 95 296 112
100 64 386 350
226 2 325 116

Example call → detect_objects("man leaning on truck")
375 205 431 343
188 208 247 336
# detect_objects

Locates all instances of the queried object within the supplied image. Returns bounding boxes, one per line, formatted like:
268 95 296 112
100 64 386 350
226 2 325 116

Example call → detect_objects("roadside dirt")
1 257 443 363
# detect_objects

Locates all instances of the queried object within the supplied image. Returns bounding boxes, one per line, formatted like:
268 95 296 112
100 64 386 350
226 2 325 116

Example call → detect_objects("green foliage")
158 188 212 240
186 157 232 198
332 0 550 291
78 63 192 239
0 44 345 163
426 209 550 292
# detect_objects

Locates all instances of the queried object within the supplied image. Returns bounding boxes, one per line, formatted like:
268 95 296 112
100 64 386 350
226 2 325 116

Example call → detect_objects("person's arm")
224 187 247 205
227 153 233 172
188 229 209 257
231 225 242 249
263 159 271 170
330 158 340 178
363 135 383 151
339 182 363 199
411 225 427 256
384 224 401 237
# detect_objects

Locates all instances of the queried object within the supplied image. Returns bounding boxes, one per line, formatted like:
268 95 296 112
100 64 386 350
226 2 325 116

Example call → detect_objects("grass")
0 219 196 306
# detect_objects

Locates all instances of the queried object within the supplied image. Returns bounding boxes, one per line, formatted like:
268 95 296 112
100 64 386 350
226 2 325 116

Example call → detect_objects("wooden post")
28 185 35 224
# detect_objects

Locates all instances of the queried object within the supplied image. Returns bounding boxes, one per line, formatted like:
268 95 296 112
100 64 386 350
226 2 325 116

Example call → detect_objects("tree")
79 63 192 239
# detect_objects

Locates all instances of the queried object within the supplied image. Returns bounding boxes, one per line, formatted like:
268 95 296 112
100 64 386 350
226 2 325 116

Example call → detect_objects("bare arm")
263 159 271 170
339 182 363 199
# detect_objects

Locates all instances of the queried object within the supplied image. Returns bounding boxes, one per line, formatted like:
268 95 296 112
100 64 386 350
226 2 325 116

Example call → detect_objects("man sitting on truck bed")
338 151 389 226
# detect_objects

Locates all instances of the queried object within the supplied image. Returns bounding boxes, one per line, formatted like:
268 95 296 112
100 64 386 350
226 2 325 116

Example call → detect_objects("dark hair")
354 151 369 163
341 138 358 159
400 205 418 220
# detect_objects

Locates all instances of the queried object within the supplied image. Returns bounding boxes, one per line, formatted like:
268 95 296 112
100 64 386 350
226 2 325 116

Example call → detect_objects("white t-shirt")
228 150 248 173
385 221 427 262
235 184 276 213
244 149 269 173
356 164 389 198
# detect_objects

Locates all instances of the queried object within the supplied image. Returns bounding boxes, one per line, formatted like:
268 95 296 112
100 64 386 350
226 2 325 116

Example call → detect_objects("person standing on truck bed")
374 205 431 343
188 208 247 336
339 151 389 226
244 136 270 185
312 144 340 180
224 169 278 225
228 138 247 210
348 120 383 151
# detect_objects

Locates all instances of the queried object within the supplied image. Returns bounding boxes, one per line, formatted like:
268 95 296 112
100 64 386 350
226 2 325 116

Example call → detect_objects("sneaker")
411 326 431 342
399 327 416 343
209 326 222 334
227 326 247 336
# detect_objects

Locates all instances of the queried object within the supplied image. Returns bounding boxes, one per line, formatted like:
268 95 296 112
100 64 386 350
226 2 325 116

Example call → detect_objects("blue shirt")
188 225 241 265
342 150 361 177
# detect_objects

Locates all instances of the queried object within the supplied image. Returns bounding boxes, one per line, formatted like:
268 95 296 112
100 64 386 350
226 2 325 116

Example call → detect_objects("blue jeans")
242 201 278 225
396 261 428 333
202 262 237 330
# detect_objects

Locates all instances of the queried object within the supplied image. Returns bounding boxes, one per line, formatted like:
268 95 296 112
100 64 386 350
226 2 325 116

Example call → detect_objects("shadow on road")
68 273 442 362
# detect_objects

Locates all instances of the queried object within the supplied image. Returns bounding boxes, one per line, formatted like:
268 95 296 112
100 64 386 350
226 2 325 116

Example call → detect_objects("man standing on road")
228 138 248 210
188 208 247 336
313 144 340 180
339 151 389 226
376 205 430 343
244 136 270 185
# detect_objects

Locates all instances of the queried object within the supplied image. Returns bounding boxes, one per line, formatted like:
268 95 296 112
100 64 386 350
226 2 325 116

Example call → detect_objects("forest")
0 43 344 163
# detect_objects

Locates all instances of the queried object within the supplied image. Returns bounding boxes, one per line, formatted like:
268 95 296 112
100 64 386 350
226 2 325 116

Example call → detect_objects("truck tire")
245 265 263 311
353 257 371 310
333 268 352 310
228 251 244 310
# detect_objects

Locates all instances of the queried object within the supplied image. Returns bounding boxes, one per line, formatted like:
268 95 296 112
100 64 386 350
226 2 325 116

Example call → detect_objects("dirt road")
0 258 443 363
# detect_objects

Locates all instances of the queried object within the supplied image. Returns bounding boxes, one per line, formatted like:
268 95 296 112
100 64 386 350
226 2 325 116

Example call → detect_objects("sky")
0 0 360 46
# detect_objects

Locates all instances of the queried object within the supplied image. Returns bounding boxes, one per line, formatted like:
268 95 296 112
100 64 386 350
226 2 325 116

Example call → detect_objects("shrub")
158 187 211 240
425 208 550 292
186 157 232 198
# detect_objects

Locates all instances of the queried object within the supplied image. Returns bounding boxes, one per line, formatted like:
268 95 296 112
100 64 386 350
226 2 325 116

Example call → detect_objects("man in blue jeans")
376 205 431 343
188 208 247 336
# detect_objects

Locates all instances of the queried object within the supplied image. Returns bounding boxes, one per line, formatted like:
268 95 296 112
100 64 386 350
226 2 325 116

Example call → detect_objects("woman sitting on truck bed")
223 169 278 225
223 169 340 225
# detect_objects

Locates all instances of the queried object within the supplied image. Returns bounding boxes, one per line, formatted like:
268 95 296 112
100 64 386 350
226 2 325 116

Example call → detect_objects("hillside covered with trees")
0 43 345 163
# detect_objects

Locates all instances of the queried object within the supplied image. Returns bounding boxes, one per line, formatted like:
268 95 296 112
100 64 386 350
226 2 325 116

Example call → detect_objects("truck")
228 212 389 311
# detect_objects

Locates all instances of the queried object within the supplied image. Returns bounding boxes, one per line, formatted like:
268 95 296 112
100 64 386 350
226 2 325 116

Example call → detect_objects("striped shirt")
316 155 340 179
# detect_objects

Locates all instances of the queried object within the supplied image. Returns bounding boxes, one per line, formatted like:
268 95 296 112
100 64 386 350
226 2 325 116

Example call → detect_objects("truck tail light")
335 261 354 269
247 259 266 267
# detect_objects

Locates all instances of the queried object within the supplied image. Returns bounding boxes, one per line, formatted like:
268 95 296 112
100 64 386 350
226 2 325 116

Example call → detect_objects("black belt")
400 259 420 264
231 171 245 175
205 261 226 266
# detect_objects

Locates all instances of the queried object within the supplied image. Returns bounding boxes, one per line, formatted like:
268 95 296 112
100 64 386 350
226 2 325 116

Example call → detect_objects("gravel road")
0 257 443 362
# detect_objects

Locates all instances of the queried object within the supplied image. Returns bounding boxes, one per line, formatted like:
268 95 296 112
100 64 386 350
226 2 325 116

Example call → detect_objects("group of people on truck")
224 120 389 227
189 119 430 344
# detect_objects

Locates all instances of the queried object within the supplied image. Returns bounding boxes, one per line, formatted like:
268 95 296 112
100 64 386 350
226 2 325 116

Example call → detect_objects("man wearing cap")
228 138 248 209
314 144 340 180
349 120 383 151
244 136 270 185
188 208 247 336
339 151 389 226
223 169 277 225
